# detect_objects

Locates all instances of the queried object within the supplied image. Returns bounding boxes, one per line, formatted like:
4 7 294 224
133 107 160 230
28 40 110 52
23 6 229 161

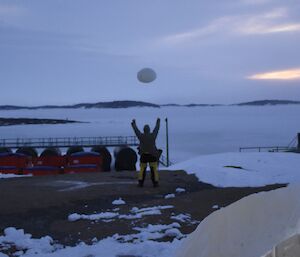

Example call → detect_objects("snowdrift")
176 184 300 257
170 152 300 187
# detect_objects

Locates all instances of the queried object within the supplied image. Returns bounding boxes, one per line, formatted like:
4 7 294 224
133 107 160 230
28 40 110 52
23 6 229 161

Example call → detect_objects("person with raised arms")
131 118 160 187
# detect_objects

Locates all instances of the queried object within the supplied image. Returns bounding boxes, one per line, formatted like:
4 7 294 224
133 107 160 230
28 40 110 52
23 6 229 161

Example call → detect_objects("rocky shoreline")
0 118 82 126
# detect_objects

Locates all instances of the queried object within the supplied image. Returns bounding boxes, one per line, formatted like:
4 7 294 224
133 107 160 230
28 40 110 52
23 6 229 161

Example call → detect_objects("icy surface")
176 184 300 257
0 174 31 179
0 106 300 162
170 152 300 187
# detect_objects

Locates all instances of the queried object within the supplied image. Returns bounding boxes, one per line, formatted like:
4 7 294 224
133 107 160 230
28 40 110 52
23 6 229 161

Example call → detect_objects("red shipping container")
67 152 103 168
33 155 66 168
0 166 20 175
0 153 30 169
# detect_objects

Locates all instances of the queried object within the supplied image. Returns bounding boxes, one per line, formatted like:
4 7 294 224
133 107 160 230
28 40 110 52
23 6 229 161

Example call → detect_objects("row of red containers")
0 152 103 176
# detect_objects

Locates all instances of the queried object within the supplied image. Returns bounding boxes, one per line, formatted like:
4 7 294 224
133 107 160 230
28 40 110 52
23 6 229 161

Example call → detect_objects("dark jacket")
132 120 160 157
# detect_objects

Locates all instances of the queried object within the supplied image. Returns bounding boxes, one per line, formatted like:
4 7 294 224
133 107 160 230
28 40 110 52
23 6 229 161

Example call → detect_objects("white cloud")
236 7 300 34
159 7 300 46
161 16 234 45
240 23 300 34
248 68 300 80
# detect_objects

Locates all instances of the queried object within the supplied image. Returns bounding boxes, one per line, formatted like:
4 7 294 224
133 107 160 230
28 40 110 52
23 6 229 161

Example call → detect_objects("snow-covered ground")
0 227 181 257
170 152 300 187
0 106 300 161
0 204 185 257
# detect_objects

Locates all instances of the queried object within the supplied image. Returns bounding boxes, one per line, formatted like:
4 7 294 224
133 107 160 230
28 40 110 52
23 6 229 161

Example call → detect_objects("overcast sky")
0 0 300 105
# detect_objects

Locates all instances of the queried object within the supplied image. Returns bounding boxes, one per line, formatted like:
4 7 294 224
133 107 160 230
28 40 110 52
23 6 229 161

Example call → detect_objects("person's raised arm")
153 118 160 138
131 119 141 139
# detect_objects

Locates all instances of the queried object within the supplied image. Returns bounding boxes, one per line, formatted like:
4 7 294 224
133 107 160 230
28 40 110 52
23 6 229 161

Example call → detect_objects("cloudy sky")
0 0 300 105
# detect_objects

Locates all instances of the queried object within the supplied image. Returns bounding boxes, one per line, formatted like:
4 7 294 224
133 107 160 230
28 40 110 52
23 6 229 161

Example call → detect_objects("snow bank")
170 152 300 187
176 184 300 257
0 227 55 255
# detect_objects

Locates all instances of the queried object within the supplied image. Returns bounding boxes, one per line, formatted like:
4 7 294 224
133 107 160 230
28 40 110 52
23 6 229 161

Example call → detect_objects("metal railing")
239 146 298 152
159 154 174 167
0 136 139 149
0 136 176 167
239 135 300 153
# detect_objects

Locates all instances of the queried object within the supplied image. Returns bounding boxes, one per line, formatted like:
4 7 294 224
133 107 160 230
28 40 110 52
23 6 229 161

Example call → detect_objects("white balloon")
137 68 157 83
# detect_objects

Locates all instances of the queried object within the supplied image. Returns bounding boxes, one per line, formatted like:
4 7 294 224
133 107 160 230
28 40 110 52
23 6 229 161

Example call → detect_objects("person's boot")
153 181 159 188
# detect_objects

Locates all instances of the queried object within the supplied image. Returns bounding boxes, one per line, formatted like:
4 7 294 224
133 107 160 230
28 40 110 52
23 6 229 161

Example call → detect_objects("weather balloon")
137 68 157 83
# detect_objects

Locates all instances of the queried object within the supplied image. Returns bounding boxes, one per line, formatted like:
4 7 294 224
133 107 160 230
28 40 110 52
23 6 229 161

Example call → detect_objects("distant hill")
0 118 80 126
0 100 300 110
161 103 222 107
160 104 182 107
235 100 300 106
0 101 160 110
184 104 222 107
84 101 160 108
